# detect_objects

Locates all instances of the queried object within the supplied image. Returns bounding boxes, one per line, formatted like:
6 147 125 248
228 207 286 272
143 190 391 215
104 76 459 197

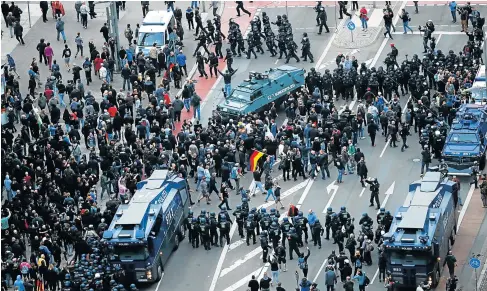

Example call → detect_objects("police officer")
365 178 381 209
288 227 302 260
218 215 231 247
199 217 211 250
185 210 194 243
324 207 334 240
246 213 257 245
285 37 300 64
191 217 199 248
246 33 258 59
195 51 208 79
301 33 314 63
275 242 287 271
269 221 281 249
318 7 330 34
193 32 210 56
265 31 278 57
277 35 288 59
209 212 219 247
311 219 324 248
224 48 234 72
280 217 292 246
260 230 270 263
233 205 245 238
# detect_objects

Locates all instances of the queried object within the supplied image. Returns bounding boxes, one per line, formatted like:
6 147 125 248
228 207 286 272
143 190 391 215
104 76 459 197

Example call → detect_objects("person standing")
177 50 188 76
191 93 202 120
259 272 272 291
449 1 457 23
353 270 368 291
359 6 368 32
141 1 149 17
40 1 49 22
210 1 219 16
80 2 89 29
480 175 487 208
325 266 338 291
367 120 379 147
124 24 134 45
236 1 251 17
248 275 260 291
218 69 238 98
62 44 72 71
2 1 9 25
13 21 25 45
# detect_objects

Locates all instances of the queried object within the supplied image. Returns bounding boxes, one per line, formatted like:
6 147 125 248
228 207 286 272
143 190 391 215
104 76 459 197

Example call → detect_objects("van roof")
142 10 174 26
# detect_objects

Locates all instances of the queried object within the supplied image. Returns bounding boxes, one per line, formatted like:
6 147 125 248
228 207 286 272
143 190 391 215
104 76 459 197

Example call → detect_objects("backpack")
298 257 306 269
355 259 362 268
364 275 370 286
21 265 29 274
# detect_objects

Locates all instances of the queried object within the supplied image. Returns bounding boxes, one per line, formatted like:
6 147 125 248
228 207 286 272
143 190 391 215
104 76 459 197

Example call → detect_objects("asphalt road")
150 2 487 291
4 1 486 291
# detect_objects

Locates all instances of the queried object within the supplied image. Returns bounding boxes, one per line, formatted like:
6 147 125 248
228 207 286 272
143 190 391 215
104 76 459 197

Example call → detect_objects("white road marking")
275 59 279 64
457 184 475 232
380 139 391 158
370 0 407 68
220 247 263 278
478 256 487 290
221 267 265 291
391 31 473 35
323 181 339 213
313 258 328 282
297 179 315 206
155 272 165 291
370 268 380 284
228 239 245 251
378 181 396 214
359 188 366 197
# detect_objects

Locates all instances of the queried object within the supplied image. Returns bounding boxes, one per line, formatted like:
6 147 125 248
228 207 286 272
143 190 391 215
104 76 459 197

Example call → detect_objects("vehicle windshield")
137 32 164 47
468 86 487 102
389 250 430 266
229 90 251 101
448 133 478 143
114 245 149 260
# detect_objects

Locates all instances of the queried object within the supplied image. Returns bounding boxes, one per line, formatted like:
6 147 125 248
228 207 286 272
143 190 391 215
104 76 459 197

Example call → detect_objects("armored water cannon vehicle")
442 103 487 175
103 170 190 283
383 172 458 288
215 65 305 118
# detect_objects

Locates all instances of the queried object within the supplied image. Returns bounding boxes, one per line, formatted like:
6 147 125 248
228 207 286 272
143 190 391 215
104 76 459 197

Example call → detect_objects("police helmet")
363 213 368 217
130 284 136 290
242 198 248 203
341 206 346 211
110 280 117 286
188 210 193 216
261 230 268 236
192 217 198 222
210 212 216 217
236 205 242 210
270 208 276 213
261 208 266 213
221 206 227 211
199 217 206 224
327 207 332 213
380 208 385 212
298 211 303 217
65 274 71 280
248 213 254 219
201 210 207 215
283 217 289 222
251 207 257 212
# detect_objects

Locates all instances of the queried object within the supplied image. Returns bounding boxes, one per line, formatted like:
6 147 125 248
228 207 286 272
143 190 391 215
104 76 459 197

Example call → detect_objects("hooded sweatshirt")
14 275 25 291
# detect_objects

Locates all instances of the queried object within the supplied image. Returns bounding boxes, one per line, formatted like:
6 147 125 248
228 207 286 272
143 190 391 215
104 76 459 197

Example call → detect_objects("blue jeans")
193 105 201 120
191 1 198 8
224 83 232 97
122 78 131 90
265 189 276 201
451 10 457 22
167 3 175 13
5 189 13 201
57 30 66 41
254 181 265 193
421 162 430 175
353 131 358 145
310 164 317 178
66 124 71 133
271 270 279 284
59 93 66 106
269 156 275 168
337 169 344 182
196 176 202 191
184 98 191 111
403 21 413 33
361 18 368 29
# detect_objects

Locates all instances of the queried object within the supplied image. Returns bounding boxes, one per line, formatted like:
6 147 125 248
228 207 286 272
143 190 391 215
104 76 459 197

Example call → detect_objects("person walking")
14 21 25 45
383 11 393 39
359 6 368 31
400 8 413 34
80 2 88 28
325 266 338 291
62 44 72 72
5 12 15 37
236 1 251 17
44 43 54 70
56 16 66 43
353 270 368 291
445 251 457 277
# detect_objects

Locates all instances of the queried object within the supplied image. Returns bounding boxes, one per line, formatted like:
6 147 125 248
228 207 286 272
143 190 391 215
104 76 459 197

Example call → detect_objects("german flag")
250 150 264 172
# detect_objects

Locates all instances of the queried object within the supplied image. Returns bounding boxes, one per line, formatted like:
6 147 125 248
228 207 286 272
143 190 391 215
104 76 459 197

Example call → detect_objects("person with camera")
365 178 380 210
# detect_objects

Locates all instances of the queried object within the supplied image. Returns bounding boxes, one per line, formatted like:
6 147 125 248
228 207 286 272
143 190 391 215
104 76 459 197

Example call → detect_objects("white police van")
136 11 175 56
468 65 487 104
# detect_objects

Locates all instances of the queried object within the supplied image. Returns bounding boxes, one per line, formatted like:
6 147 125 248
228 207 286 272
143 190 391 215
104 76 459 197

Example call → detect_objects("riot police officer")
209 212 219 246
199 217 211 250
365 178 381 209
233 205 245 238
301 33 314 62
246 213 257 245
285 37 300 64
260 230 270 263
219 215 231 247
325 207 334 240
312 219 324 248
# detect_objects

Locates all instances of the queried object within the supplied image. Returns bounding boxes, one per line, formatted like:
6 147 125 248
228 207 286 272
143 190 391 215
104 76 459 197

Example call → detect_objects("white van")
136 11 176 56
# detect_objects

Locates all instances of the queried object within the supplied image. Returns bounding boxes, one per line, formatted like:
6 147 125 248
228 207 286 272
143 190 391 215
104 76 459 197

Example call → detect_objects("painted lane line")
221 267 265 291
380 139 391 158
155 271 165 291
313 258 328 282
315 2 352 70
391 31 476 35
297 179 315 206
478 256 487 290
220 247 263 278
378 181 396 214
359 188 366 197
457 184 475 232
370 0 407 68
228 239 245 251
322 181 339 213
370 268 380 284
262 180 310 208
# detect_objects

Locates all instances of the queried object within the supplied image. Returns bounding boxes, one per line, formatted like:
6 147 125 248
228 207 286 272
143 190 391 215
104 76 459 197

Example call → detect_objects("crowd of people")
1 1 484 291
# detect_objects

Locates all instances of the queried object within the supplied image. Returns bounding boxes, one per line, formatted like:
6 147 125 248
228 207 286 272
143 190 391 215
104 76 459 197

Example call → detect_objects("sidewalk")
438 186 487 290
1 2 43 64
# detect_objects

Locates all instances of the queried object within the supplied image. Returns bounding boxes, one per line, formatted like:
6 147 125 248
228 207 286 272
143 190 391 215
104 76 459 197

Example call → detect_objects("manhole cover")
412 158 421 163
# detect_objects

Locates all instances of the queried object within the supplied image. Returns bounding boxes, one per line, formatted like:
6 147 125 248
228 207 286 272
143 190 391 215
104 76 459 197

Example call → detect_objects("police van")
468 65 487 104
136 11 175 56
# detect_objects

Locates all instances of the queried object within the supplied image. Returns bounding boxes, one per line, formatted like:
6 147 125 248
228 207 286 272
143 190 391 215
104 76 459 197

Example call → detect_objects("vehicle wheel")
173 233 180 251
480 154 486 170
156 263 163 282
178 224 185 242
433 269 440 287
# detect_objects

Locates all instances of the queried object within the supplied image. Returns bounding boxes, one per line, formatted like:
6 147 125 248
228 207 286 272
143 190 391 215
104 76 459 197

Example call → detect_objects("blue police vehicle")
103 170 190 283
383 172 458 288
442 103 487 175
215 65 305 118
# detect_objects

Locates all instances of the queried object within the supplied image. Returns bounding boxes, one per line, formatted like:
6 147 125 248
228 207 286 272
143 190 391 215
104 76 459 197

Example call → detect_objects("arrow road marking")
323 181 339 213
378 181 395 214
